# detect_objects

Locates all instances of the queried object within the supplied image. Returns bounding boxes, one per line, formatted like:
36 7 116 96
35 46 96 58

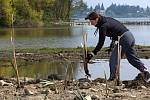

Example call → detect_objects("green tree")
0 0 74 27
14 0 44 27
0 0 13 27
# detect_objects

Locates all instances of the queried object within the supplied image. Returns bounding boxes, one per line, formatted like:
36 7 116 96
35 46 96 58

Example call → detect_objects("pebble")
130 95 136 98
91 95 100 100
85 95 92 100
141 85 146 89
78 82 91 89
101 83 106 87
24 88 34 95
0 80 13 86
90 88 98 92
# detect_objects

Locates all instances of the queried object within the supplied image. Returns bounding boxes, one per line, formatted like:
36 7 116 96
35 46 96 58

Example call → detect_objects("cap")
85 12 99 20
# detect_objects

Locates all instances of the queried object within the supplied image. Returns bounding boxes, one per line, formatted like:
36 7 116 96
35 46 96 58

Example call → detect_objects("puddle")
77 59 150 80
0 59 149 80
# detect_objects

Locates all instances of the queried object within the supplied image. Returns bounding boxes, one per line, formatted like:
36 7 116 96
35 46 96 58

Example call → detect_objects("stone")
24 88 34 95
85 95 92 100
91 95 100 100
0 80 13 86
78 82 91 89
90 88 98 92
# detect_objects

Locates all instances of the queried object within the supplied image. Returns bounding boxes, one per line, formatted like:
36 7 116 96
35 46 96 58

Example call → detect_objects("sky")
83 0 150 9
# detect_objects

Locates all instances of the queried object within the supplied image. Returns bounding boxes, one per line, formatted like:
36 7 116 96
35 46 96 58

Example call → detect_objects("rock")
0 80 13 86
41 89 51 94
90 88 98 92
78 82 91 89
67 90 74 94
78 78 91 82
101 83 106 87
112 93 126 97
24 88 34 95
0 80 5 86
81 92 87 97
113 88 120 93
93 78 106 83
73 95 92 100
122 88 128 91
141 85 146 89
113 86 121 93
130 95 136 98
91 95 100 100
85 95 92 100
143 95 150 99
40 80 54 87
48 74 62 80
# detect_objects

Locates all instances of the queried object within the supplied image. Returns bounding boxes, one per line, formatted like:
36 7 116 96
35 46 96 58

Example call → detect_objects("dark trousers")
109 31 146 78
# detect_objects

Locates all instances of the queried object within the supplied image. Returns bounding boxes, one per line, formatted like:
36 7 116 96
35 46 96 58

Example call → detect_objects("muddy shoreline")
0 46 150 99
0 76 150 100
0 45 149 64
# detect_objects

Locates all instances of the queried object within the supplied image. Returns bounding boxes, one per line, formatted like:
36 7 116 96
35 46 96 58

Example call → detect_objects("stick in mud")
10 0 20 88
115 36 122 86
104 71 109 98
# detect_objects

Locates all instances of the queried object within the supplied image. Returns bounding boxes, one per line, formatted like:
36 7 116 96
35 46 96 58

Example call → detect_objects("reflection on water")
0 25 150 49
0 61 78 79
0 59 149 80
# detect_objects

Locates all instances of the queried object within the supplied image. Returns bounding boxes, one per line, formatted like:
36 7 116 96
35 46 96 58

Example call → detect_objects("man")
85 11 150 81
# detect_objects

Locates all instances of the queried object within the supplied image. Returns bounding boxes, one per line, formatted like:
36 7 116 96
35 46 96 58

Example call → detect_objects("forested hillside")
0 0 71 27
106 4 150 18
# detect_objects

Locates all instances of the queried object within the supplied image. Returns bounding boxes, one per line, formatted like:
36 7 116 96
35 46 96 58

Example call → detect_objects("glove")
86 52 94 62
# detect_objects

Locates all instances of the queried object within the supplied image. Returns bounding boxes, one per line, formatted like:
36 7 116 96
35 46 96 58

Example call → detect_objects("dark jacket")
93 16 129 55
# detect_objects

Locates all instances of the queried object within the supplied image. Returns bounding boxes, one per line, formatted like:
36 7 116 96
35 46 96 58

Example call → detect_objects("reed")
104 71 109 98
10 0 20 87
81 26 91 78
64 62 74 90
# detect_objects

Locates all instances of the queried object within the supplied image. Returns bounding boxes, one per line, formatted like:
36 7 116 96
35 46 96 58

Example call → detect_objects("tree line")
72 2 150 18
1 0 150 27
0 0 72 27
106 4 150 18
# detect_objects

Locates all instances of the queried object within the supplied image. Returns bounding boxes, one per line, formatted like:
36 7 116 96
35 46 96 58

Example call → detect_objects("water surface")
0 59 149 80
0 25 150 50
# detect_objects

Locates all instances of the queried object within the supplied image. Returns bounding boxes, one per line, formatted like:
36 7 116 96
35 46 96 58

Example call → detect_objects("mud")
0 76 150 100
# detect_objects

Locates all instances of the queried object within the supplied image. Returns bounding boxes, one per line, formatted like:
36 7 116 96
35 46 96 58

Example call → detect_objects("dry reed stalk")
81 27 91 78
104 71 109 98
11 0 20 87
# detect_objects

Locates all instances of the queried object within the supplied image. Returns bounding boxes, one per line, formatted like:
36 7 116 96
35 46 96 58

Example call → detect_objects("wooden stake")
115 36 121 86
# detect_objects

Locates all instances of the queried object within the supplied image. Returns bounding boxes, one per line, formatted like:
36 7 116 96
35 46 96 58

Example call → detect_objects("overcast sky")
83 0 149 9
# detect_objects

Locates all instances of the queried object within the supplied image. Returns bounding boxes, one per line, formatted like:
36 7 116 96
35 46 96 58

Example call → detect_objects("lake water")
0 25 150 50
0 23 150 80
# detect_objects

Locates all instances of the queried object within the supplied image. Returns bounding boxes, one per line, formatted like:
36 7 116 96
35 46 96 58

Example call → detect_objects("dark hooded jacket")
93 16 129 55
